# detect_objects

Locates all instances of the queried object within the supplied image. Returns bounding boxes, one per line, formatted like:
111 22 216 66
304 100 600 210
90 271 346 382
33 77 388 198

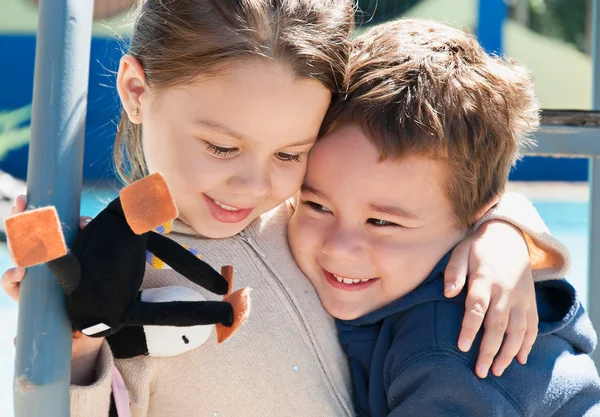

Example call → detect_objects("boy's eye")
205 142 238 158
367 218 400 227
303 200 331 213
276 152 302 163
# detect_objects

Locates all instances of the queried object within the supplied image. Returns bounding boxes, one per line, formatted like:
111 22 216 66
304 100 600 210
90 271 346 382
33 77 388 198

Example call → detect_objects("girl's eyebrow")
288 138 317 147
195 119 315 147
195 120 246 141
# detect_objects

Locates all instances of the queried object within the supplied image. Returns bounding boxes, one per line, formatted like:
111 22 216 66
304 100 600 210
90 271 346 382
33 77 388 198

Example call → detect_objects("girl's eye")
303 200 331 213
276 152 302 163
205 142 238 158
367 218 400 227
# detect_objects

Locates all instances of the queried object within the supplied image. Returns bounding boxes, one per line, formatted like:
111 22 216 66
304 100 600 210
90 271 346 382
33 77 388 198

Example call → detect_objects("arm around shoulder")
387 350 521 417
474 192 570 281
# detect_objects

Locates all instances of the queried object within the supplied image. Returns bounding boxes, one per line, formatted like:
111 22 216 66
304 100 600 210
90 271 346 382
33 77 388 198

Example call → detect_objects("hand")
445 220 538 379
1 195 92 302
11 329 104 385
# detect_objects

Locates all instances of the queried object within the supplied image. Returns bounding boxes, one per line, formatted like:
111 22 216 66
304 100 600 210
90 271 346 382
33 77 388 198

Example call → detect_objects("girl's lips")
203 194 254 224
322 269 379 292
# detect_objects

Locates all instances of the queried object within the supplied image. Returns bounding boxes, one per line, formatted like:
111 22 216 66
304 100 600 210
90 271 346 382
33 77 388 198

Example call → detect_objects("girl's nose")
229 162 271 199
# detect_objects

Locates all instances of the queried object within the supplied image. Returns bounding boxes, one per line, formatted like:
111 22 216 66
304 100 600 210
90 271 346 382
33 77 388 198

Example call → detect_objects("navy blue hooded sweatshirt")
336 254 600 416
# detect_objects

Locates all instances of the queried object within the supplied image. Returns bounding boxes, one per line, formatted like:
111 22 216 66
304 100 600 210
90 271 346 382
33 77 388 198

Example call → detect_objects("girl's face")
118 57 331 238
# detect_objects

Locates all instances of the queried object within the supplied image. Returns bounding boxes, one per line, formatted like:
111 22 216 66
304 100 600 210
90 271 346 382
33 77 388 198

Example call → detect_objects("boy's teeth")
333 274 372 284
213 199 240 211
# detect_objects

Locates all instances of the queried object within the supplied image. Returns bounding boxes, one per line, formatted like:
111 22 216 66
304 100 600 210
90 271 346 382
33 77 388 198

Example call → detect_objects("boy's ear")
116 55 148 124
474 194 501 222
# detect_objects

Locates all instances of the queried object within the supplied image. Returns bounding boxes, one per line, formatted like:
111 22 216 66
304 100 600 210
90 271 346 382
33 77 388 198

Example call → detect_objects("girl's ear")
117 55 148 124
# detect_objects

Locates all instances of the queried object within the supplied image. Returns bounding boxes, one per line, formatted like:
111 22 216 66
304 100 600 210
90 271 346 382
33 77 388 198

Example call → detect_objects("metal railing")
523 0 600 365
13 1 94 416
526 111 599 367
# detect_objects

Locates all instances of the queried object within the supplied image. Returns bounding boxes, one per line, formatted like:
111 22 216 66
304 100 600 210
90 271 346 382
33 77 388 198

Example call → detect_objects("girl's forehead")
148 60 332 148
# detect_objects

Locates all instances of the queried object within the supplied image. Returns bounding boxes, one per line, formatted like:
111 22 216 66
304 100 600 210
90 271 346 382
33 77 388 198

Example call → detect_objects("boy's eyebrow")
300 184 328 200
368 203 420 220
195 120 316 146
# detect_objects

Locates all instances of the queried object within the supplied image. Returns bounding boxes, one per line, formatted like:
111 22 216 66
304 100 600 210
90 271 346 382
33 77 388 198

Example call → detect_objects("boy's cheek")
289 214 328 263
288 213 309 253
290 214 319 247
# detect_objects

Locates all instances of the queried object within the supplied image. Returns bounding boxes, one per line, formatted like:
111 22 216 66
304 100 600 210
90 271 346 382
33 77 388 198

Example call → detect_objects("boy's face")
288 125 468 320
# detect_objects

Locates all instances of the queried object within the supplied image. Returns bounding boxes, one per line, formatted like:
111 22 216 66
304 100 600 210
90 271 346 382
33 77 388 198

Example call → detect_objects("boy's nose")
320 227 364 262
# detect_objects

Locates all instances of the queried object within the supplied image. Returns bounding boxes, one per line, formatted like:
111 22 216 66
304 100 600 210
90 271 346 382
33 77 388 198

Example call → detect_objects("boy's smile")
322 269 379 292
288 125 468 320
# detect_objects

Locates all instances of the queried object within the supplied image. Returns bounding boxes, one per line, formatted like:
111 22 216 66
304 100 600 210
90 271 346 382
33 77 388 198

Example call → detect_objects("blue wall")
0 35 122 181
0 34 589 181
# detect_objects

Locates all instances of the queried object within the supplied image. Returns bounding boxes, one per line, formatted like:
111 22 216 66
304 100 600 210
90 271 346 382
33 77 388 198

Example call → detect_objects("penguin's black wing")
146 231 229 295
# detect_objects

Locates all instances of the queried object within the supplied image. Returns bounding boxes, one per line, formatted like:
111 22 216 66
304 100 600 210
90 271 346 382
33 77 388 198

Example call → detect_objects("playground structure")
6 0 600 415
0 0 594 182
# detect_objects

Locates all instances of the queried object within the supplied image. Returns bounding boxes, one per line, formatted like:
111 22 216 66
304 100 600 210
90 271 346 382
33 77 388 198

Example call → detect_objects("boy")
288 18 600 415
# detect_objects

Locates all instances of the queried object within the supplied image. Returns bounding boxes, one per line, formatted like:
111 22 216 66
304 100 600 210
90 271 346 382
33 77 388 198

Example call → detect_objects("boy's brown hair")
321 18 540 227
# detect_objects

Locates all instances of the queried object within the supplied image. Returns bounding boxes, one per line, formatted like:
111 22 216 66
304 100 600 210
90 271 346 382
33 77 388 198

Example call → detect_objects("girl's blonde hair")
114 0 355 184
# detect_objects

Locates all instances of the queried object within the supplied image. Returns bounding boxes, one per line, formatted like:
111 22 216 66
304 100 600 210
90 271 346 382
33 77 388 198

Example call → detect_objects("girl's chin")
176 207 248 237
192 220 248 239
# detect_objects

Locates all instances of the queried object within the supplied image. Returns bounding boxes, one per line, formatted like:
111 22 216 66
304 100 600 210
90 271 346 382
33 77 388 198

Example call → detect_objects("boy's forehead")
308 126 448 203
309 125 379 173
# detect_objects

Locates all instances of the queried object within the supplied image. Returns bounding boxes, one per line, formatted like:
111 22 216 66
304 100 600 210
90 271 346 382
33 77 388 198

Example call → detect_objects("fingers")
79 216 92 229
490 306 527 376
10 194 27 215
445 237 473 297
516 307 539 365
1 267 26 302
458 278 490 353
474 292 509 378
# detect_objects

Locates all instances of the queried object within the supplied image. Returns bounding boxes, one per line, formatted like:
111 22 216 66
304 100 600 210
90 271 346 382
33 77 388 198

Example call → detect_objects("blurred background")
0 0 594 415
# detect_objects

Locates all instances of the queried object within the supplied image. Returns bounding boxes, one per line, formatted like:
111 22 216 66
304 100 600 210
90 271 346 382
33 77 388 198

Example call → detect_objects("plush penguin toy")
106 267 240 358
5 173 250 358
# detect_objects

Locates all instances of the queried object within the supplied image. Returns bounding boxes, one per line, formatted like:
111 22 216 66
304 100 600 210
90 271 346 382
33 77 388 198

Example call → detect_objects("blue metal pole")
588 0 600 367
477 0 506 54
13 1 94 415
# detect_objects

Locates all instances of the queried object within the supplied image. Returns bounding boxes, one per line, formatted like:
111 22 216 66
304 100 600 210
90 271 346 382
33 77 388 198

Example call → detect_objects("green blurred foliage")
515 0 589 52
357 0 590 53
0 105 31 161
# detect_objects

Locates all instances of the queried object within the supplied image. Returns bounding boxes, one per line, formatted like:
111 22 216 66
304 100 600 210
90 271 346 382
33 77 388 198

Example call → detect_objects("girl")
2 1 568 416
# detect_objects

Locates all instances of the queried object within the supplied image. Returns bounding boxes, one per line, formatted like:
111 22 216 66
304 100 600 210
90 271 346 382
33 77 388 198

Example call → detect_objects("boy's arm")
387 351 520 417
473 192 570 281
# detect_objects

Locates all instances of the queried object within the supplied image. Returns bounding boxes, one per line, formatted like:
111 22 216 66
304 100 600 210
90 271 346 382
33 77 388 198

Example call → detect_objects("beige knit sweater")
69 193 569 417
